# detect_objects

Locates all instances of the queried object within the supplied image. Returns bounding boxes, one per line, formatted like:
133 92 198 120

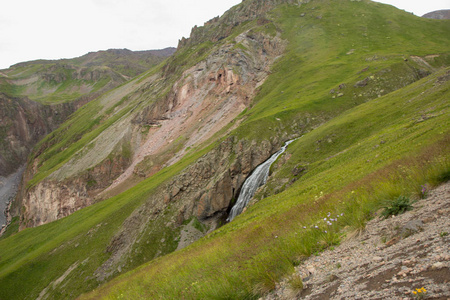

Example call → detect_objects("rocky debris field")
265 181 450 300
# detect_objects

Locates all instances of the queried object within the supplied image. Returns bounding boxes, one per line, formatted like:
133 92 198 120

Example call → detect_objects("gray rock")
401 219 423 237
354 77 369 87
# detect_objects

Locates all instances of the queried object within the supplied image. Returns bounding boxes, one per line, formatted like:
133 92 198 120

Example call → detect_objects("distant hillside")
422 9 450 19
0 48 175 176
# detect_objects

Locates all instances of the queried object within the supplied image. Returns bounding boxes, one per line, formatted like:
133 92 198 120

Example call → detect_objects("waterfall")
227 139 296 222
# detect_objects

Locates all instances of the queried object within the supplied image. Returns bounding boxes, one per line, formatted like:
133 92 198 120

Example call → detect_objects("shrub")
380 195 413 219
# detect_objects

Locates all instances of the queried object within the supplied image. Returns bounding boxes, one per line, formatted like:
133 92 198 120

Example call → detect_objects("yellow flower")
413 291 417 295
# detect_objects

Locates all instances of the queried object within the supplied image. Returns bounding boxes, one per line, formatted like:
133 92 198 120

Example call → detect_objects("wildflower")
315 225 319 229
303 226 306 229
341 213 344 216
324 230 327 233
324 218 327 221
421 185 428 198
412 287 427 299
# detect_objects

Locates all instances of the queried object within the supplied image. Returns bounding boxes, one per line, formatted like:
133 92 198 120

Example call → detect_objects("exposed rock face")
16 22 286 230
18 155 131 229
422 9 450 19
171 137 281 221
0 93 76 177
95 135 292 280
178 0 308 48
20 180 90 228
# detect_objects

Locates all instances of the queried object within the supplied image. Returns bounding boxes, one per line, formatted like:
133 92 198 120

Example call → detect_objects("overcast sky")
0 0 448 69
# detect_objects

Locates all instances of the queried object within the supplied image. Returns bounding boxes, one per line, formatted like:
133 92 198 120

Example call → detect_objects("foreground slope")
264 181 450 299
0 0 449 299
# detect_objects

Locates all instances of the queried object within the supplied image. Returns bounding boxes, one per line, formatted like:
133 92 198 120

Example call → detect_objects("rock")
385 236 400 246
401 219 424 236
373 256 383 262
432 262 444 270
354 77 369 87
306 265 316 274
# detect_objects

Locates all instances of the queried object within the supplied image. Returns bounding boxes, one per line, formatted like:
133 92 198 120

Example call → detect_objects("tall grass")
80 133 449 299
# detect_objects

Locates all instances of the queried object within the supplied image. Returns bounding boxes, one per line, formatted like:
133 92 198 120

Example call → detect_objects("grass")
1 50 171 105
0 137 216 300
80 87 449 299
0 0 449 299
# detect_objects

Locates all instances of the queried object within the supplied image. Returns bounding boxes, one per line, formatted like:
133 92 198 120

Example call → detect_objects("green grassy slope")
0 0 449 299
80 70 449 300
0 49 174 105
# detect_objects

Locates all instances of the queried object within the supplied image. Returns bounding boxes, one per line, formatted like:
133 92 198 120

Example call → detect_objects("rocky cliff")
0 93 76 177
15 20 286 230
1 48 175 228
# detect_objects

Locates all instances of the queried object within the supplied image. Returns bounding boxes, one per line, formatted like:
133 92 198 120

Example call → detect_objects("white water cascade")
227 139 296 222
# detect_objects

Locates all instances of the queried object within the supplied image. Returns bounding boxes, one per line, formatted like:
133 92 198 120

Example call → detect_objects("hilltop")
422 9 450 20
0 0 449 299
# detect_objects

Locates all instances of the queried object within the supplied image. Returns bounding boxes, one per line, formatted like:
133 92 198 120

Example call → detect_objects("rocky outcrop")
19 179 90 228
18 151 131 229
95 135 293 281
422 9 450 19
178 0 308 49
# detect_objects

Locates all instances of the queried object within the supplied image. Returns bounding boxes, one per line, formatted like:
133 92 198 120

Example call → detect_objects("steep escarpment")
0 48 174 175
95 136 301 279
15 17 286 230
1 49 174 228
0 93 76 177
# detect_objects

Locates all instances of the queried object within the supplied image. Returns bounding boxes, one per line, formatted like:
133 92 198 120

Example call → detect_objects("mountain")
422 9 450 19
0 0 449 299
0 48 175 176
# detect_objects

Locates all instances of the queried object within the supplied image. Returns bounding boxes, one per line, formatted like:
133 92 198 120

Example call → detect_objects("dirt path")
265 181 450 300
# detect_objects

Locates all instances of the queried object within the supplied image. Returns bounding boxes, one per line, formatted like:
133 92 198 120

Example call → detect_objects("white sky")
0 0 448 69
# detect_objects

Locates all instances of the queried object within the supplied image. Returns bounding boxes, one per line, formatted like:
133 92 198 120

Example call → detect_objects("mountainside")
0 0 449 299
0 49 175 230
